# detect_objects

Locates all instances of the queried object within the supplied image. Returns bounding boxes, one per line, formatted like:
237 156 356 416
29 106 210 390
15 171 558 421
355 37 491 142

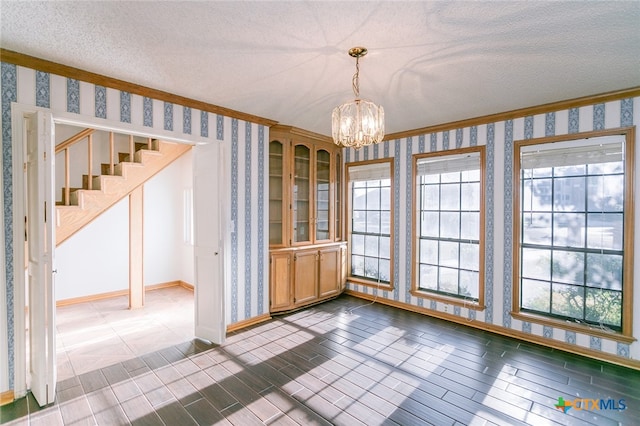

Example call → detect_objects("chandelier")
332 47 385 149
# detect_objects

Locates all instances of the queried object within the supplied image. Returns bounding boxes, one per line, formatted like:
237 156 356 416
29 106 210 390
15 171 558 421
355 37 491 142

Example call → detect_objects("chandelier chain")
352 56 360 99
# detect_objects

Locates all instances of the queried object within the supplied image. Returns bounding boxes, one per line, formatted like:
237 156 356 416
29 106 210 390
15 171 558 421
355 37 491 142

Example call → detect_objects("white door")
26 111 56 406
193 142 225 343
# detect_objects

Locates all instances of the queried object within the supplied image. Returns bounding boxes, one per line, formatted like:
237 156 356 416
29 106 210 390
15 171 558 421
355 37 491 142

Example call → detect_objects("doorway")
9 105 226 406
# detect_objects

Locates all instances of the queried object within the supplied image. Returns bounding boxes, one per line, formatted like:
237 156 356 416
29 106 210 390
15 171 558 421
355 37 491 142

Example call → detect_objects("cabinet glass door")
269 141 284 245
316 149 331 241
293 144 311 243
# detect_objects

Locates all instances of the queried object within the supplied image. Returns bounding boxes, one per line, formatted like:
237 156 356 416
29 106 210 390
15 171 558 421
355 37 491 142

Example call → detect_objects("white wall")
143 148 194 286
55 198 129 300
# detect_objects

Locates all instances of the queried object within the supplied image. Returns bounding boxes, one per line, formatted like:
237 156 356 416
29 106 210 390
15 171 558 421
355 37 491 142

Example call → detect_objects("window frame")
346 158 394 290
512 127 635 342
411 146 486 310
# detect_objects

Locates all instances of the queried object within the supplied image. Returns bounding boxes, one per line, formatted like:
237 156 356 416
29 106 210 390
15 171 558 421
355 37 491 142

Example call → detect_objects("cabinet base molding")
226 313 272 333
0 390 14 406
346 290 640 371
271 295 341 316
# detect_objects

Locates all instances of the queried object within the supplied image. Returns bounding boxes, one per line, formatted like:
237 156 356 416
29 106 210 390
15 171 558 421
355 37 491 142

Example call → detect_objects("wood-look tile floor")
2 288 639 425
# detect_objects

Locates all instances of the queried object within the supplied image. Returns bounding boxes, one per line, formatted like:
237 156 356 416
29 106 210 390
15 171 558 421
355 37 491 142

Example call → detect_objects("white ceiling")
2 1 639 137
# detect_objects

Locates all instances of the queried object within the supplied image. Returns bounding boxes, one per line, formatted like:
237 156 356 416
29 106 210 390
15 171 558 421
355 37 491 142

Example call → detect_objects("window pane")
553 213 585 248
532 167 552 178
522 248 551 281
352 211 366 232
525 178 552 211
351 255 364 276
586 253 622 290
439 241 459 269
460 243 479 271
380 187 391 210
379 259 391 282
421 185 440 211
460 270 479 299
364 257 379 280
420 239 438 265
554 164 586 177
552 250 584 285
587 213 623 250
460 212 480 240
588 161 623 175
352 234 365 255
441 172 460 183
588 175 623 212
461 182 480 210
364 235 379 257
521 279 550 312
438 267 458 294
419 264 438 290
585 288 621 328
553 177 585 212
353 188 367 209
461 169 480 182
380 212 391 235
440 183 460 210
366 211 381 234
379 236 390 259
440 212 460 239
366 187 380 210
421 212 439 237
523 213 551 245
551 283 584 318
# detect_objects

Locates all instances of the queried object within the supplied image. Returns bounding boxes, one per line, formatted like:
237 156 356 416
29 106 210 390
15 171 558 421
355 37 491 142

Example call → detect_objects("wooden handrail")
55 128 95 154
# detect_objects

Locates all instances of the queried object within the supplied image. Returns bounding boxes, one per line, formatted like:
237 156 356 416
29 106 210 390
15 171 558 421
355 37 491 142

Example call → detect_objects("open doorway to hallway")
51 123 197 379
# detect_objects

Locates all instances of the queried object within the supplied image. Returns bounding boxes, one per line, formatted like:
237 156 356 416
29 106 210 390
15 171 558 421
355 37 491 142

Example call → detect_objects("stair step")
101 163 120 175
82 174 101 190
60 187 82 205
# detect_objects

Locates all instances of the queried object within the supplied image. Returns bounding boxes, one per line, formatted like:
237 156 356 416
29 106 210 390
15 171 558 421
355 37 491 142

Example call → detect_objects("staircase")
56 133 192 246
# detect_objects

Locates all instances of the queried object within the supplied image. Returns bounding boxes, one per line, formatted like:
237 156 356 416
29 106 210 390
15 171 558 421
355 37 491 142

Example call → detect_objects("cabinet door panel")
293 144 311 244
294 250 318 304
269 140 287 246
315 149 331 242
270 253 291 310
319 247 340 297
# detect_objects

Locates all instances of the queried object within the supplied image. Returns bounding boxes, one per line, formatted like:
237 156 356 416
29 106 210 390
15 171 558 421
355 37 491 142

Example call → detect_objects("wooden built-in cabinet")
269 125 346 313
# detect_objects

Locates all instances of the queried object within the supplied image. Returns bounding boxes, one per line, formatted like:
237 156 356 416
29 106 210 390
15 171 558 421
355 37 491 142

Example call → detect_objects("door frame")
8 103 227 399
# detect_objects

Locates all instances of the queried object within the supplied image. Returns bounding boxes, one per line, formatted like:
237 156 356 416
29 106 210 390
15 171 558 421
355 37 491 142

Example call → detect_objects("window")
412 147 485 306
347 160 393 287
514 129 634 336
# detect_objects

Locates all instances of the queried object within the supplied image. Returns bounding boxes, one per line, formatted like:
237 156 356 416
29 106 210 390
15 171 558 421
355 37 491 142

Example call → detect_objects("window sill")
410 290 485 311
347 276 393 292
511 311 636 344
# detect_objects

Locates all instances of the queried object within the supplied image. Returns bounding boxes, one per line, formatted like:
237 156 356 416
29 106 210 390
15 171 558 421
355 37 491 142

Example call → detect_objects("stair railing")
55 130 154 206
55 128 116 206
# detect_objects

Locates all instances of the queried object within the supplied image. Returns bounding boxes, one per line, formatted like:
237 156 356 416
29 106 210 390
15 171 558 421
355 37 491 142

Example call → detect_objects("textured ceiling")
1 1 639 137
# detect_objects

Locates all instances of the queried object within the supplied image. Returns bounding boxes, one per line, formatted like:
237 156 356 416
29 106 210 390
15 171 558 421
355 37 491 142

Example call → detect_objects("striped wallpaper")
0 62 269 391
344 97 640 362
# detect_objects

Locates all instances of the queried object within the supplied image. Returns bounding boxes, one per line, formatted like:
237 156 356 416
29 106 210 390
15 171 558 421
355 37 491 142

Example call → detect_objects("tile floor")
1 287 639 425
